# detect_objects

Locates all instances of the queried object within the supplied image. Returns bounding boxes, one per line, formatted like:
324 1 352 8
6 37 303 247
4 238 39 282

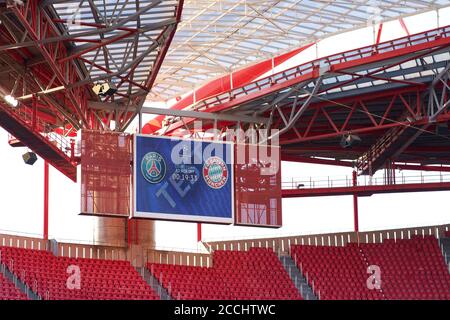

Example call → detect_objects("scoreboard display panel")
133 135 234 223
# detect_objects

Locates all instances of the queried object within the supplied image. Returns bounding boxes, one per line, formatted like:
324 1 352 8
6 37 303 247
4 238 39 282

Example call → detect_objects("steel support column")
44 161 49 240
197 223 202 242
352 170 359 233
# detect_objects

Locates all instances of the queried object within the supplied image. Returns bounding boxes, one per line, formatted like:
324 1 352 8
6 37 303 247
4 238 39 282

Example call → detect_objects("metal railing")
1 102 75 159
282 171 450 189
185 25 450 113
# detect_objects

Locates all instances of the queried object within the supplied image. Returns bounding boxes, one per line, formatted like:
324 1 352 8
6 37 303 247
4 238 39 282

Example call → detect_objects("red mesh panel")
80 130 132 217
234 144 282 227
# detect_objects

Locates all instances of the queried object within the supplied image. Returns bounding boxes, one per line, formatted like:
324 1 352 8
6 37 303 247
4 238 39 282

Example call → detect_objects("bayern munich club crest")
141 152 166 184
203 156 228 189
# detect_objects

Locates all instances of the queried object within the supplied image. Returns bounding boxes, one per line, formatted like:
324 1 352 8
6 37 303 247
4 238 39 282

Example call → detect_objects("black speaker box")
340 134 362 149
23 152 38 165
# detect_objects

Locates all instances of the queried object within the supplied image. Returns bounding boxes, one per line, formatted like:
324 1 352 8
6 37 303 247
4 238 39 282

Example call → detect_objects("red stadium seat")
0 272 27 300
148 247 303 300
0 246 159 300
291 236 450 300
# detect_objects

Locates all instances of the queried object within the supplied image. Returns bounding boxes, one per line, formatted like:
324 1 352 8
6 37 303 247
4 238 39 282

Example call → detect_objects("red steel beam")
376 23 383 45
281 154 354 167
79 57 149 91
399 18 411 36
164 72 318 134
43 161 49 240
163 28 450 135
281 111 450 145
282 181 450 198
197 223 202 242
336 70 426 88
352 171 359 233
396 164 450 172
11 4 90 127
330 36 450 74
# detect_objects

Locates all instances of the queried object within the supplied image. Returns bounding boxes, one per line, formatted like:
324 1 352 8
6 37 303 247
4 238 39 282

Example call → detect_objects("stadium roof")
148 0 450 102
0 0 182 133
49 0 181 102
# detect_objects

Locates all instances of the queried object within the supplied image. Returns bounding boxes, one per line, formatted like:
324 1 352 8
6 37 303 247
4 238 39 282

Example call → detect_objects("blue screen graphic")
134 135 233 223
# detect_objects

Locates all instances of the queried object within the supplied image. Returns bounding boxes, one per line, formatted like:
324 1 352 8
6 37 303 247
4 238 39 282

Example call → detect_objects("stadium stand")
0 231 449 300
0 246 159 300
291 236 450 300
149 247 303 300
360 236 450 300
0 272 27 300
290 243 385 300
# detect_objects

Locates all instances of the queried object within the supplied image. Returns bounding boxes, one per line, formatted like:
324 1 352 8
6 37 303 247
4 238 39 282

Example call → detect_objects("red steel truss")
280 163 450 199
153 25 450 179
0 0 184 181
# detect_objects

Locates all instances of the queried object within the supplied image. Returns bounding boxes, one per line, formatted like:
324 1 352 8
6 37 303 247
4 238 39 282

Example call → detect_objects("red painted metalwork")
0 0 184 181
11 3 90 127
197 223 202 242
103 0 185 130
281 155 353 167
44 161 49 240
80 131 132 217
282 182 450 198
165 27 450 118
234 144 282 228
281 98 450 145
142 43 313 133
0 101 77 181
336 70 425 88
352 171 359 233
399 18 411 36
7 134 24 147
376 23 383 46
396 164 450 172
141 26 450 209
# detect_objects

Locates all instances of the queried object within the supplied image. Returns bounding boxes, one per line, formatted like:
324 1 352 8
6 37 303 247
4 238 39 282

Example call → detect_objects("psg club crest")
203 156 228 189
141 152 166 184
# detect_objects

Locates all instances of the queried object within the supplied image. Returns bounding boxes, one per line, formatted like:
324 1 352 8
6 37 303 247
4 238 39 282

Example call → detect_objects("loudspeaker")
340 134 362 149
22 152 38 165
92 82 117 97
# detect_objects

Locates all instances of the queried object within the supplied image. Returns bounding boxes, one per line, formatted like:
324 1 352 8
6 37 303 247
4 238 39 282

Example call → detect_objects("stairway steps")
439 238 450 266
0 263 40 300
136 266 171 300
356 115 415 175
279 255 318 300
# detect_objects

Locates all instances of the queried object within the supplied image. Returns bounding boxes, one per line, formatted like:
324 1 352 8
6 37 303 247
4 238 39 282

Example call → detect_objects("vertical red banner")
80 130 132 217
234 144 282 228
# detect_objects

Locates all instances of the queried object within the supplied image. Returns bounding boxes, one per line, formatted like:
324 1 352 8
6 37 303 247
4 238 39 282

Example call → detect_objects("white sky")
0 8 449 250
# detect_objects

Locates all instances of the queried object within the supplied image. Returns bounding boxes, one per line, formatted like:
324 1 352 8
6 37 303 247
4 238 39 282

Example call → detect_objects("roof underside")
0 0 181 134
158 24 450 168
51 0 179 101
148 0 450 102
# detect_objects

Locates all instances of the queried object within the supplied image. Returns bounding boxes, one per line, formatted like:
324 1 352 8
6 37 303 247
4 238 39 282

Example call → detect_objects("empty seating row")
0 246 159 300
0 271 27 300
149 247 303 300
291 236 450 300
